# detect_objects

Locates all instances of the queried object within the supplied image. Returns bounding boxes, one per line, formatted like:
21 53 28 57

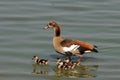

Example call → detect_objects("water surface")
0 0 120 80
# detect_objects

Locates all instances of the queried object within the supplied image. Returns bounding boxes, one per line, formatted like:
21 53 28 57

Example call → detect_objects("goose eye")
49 23 52 25
49 21 56 26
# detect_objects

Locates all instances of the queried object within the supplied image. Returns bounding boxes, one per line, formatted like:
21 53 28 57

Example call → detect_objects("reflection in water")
32 64 98 78
53 65 98 78
32 64 48 75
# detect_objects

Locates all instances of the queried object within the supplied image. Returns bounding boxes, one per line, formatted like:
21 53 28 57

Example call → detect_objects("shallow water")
0 0 120 80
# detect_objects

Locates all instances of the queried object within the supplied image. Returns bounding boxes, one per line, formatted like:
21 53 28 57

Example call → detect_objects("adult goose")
43 21 98 60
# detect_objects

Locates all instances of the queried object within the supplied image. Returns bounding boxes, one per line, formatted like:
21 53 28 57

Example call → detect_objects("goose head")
43 21 59 29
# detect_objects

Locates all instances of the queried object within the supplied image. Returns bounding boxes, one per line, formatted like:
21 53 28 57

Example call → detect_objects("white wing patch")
63 44 80 52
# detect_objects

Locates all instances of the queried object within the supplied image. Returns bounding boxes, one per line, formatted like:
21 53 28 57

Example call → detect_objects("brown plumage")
43 21 98 60
56 57 78 70
32 56 48 65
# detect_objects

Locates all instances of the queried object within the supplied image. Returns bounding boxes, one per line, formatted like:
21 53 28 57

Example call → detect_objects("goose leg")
68 56 71 61
79 55 83 60
65 52 72 61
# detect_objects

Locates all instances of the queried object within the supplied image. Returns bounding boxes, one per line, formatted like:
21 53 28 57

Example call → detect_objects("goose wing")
61 39 98 53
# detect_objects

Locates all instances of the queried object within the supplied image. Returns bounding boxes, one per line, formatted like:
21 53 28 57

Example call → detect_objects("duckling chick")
68 62 77 69
56 57 77 70
39 59 48 65
57 61 64 69
62 58 72 70
32 55 39 64
63 61 77 70
56 58 64 69
63 58 70 63
32 56 48 65
72 59 81 66
56 58 62 64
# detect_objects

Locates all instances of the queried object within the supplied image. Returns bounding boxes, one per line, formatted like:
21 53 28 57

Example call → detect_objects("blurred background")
0 0 120 80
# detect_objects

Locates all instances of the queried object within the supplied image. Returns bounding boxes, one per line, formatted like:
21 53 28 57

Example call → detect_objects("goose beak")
43 25 49 30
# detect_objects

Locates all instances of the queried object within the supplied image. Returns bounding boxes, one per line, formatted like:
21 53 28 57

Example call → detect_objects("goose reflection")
32 63 98 78
53 64 98 78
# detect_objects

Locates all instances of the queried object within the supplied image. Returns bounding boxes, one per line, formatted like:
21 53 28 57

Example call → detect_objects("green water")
0 0 120 80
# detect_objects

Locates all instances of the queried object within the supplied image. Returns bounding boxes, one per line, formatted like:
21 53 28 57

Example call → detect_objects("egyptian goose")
44 21 98 60
32 56 48 65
